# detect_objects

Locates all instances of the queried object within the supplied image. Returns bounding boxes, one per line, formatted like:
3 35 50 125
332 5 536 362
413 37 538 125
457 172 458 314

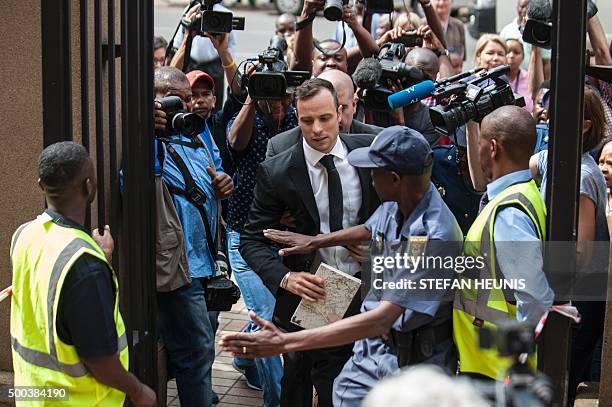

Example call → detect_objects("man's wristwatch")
435 49 450 58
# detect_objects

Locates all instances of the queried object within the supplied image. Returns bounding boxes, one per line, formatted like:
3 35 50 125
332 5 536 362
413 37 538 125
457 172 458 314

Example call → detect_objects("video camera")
242 36 310 100
521 0 597 50
182 0 245 34
155 96 205 137
475 321 553 407
428 65 525 135
356 42 426 112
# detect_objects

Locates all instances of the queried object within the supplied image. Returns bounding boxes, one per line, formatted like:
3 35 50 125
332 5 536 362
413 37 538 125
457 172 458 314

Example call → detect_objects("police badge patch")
408 236 428 258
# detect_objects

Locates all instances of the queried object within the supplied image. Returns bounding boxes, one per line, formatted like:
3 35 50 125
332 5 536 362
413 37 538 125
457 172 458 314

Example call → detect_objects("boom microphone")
353 58 382 90
387 80 436 109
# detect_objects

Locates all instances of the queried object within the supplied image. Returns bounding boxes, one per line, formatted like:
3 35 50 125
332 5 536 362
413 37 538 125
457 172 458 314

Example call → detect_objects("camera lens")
323 0 343 21
532 25 550 45
172 113 205 137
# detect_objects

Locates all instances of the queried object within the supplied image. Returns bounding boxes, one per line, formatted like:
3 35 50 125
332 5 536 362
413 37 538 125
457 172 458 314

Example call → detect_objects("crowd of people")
9 0 612 406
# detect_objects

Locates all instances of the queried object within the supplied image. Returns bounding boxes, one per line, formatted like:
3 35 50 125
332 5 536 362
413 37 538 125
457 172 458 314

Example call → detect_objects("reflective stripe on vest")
453 180 546 378
12 236 129 377
454 190 545 320
11 217 129 406
11 333 128 378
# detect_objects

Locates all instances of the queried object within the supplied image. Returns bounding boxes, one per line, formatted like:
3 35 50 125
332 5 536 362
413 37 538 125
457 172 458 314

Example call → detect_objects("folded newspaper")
290 263 361 329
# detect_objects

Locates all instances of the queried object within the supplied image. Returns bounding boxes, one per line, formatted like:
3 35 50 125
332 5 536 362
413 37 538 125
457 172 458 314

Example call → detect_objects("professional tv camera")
353 42 426 112
521 0 597 50
182 0 245 34
475 321 554 407
155 96 205 137
241 36 309 100
428 65 525 135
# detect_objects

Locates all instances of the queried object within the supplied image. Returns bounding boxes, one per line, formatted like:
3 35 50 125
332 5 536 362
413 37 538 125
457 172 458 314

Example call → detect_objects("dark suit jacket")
265 119 382 159
240 133 379 331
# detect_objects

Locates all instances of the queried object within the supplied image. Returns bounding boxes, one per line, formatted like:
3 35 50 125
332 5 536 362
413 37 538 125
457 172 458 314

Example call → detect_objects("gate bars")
40 0 158 392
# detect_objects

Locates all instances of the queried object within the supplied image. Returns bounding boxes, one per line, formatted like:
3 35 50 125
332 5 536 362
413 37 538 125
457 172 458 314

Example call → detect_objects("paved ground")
166 297 264 406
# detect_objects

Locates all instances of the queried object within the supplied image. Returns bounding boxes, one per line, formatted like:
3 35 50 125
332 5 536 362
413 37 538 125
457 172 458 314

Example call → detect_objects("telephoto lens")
156 96 205 137
324 0 345 21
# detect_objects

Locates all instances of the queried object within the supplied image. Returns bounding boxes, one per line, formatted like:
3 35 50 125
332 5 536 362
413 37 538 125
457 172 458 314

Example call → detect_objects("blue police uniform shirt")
431 144 483 235
487 169 554 325
154 124 224 278
332 183 462 407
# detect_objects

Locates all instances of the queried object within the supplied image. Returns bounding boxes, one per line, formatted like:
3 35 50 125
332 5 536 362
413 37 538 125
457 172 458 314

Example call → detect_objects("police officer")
431 128 483 234
453 107 554 379
219 126 463 406
10 142 156 406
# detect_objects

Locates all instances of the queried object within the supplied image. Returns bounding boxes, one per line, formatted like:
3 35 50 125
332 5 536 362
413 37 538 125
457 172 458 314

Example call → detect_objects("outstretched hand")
219 311 286 358
263 229 318 256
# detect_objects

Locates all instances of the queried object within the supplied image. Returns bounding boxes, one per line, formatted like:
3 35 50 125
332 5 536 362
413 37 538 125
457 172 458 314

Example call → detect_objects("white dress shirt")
302 137 362 275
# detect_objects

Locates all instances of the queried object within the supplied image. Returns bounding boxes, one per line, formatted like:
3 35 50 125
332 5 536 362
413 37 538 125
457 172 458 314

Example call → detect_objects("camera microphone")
527 0 552 21
353 58 383 90
387 80 436 109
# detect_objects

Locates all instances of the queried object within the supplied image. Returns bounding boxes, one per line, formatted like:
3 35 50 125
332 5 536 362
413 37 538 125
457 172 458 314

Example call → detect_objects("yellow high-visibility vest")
453 180 546 379
10 214 129 406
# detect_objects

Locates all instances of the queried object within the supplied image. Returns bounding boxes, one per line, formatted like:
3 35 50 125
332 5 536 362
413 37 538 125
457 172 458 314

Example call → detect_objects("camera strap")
182 32 195 73
161 141 219 262
296 13 316 31
313 24 346 55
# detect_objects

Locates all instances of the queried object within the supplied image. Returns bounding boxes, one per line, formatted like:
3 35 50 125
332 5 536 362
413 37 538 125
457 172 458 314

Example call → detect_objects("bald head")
317 69 356 132
317 69 354 98
406 48 440 81
481 105 536 165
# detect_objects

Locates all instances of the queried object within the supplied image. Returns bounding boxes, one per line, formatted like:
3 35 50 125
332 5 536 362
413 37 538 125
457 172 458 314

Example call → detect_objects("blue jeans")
227 229 283 407
158 278 216 407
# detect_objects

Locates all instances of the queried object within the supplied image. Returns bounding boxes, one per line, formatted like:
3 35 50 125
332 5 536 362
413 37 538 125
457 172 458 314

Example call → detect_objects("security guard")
453 107 554 379
10 142 155 406
219 126 463 407
432 128 483 234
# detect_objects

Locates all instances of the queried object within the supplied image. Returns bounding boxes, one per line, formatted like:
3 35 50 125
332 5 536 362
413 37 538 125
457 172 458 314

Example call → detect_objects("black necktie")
319 154 344 232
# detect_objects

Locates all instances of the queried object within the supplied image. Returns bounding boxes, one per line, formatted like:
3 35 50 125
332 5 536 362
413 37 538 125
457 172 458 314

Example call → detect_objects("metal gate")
40 0 157 391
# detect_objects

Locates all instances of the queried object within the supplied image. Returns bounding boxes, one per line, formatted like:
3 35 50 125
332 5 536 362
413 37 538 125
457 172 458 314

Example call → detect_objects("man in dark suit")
266 69 382 159
240 78 380 407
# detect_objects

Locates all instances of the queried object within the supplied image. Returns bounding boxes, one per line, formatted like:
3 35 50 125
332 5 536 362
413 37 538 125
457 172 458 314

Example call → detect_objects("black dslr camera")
155 96 205 137
183 0 245 34
362 42 426 112
428 65 525 135
242 36 310 100
475 321 554 407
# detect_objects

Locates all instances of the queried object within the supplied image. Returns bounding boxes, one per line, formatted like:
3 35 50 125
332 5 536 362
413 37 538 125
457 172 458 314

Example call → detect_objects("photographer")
291 0 378 76
171 2 238 110
154 67 233 406
182 28 245 182
224 67 299 405
367 28 451 144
